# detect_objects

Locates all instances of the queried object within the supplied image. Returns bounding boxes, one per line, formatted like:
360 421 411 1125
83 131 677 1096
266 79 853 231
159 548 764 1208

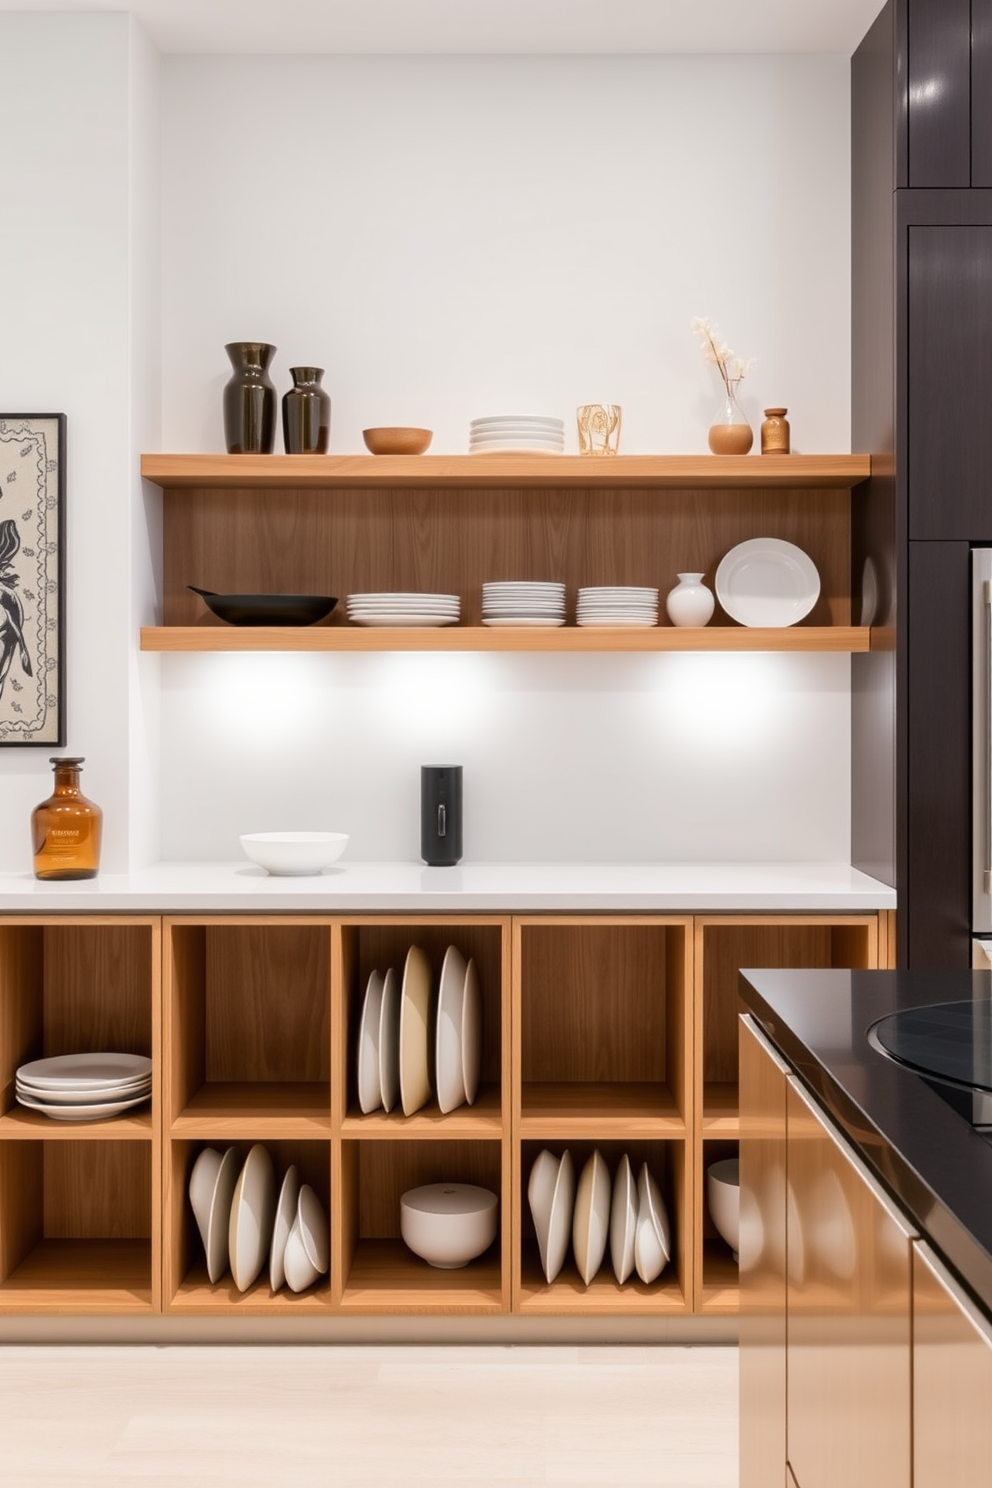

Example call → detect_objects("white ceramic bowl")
239 831 349 876
400 1182 498 1269
707 1157 740 1256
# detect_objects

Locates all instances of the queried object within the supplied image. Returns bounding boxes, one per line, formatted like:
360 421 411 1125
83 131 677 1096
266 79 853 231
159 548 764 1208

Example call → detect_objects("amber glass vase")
32 757 103 880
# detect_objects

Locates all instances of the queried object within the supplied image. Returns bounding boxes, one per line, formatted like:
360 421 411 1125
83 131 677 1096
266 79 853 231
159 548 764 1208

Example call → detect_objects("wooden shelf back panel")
44 1141 151 1239
143 453 871 490
203 925 330 1083
42 925 154 1058
339 1238 503 1313
520 923 685 1087
700 920 875 1085
0 1141 42 1283
0 1239 152 1312
346 1138 501 1241
162 485 853 628
0 925 44 1105
341 922 506 1116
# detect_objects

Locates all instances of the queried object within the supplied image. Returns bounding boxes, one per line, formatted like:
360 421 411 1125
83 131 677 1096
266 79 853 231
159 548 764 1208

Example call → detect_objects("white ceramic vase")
666 573 715 627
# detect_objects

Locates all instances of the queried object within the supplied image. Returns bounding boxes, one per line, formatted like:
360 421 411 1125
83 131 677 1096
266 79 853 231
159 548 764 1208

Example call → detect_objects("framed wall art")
0 414 66 746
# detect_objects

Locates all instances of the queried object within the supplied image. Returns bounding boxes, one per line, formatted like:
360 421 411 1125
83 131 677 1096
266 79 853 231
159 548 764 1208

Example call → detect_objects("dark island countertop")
739 968 992 1315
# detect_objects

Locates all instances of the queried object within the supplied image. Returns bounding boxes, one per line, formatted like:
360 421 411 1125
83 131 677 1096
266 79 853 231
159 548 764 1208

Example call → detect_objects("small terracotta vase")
708 389 753 455
761 408 791 455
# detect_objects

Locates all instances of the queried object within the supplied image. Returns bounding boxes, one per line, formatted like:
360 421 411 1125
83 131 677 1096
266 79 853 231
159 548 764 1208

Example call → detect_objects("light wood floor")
0 1344 738 1487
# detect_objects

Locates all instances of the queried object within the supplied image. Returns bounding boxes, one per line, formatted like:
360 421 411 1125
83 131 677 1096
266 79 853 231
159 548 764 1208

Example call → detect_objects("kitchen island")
738 968 992 1488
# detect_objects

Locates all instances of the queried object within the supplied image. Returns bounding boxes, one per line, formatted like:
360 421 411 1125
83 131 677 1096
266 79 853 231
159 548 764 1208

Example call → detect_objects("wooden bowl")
362 426 433 456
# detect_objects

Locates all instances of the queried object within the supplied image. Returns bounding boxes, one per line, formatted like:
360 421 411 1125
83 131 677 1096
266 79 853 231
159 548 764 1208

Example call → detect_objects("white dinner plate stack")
469 416 565 455
346 592 461 627
15 1052 152 1122
482 581 567 627
576 586 659 627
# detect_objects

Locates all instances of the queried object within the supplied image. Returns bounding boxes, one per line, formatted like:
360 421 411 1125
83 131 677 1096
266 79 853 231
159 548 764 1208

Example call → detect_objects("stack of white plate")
576 586 659 627
482 581 567 627
15 1052 152 1122
346 592 460 627
469 416 565 455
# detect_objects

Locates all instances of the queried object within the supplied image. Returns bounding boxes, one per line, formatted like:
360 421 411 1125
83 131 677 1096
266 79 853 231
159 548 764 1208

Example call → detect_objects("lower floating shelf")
339 1239 504 1314
0 1239 153 1313
141 625 872 655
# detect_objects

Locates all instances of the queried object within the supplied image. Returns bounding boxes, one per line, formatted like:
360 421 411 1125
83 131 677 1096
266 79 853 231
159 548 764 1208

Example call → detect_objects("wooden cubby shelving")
0 907 895 1317
139 452 874 655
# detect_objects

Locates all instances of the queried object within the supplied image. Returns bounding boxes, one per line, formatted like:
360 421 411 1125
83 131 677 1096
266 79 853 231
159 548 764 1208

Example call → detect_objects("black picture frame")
0 414 66 746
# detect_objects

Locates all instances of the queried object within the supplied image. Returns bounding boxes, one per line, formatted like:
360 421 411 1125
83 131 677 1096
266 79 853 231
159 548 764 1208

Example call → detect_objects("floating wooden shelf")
141 624 872 654
142 452 873 490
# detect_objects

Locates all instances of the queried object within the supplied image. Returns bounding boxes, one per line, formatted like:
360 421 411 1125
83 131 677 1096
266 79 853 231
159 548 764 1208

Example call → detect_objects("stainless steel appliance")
973 552 992 947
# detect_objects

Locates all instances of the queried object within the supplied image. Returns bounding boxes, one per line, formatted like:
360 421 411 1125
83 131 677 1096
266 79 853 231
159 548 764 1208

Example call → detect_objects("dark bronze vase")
282 366 331 454
223 342 276 454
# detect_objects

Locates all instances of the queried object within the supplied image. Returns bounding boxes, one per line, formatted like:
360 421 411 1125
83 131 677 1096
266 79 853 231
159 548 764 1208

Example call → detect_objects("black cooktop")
869 996 992 1094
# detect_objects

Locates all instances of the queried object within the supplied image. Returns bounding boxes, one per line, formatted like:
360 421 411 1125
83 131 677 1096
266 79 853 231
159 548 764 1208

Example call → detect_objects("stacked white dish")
527 1148 671 1286
481 581 566 627
469 416 565 455
576 586 659 627
346 592 460 628
357 943 482 1118
15 1052 152 1122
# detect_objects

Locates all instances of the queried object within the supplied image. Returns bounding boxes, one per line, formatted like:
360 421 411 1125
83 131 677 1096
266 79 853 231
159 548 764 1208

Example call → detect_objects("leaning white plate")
399 944 433 1116
715 537 820 627
461 957 482 1106
17 1052 152 1088
378 966 401 1114
528 1149 560 1283
203 1145 240 1284
357 970 384 1115
269 1162 300 1293
14 1090 150 1121
610 1152 637 1284
436 944 468 1114
546 1149 575 1284
229 1143 276 1293
573 1149 611 1286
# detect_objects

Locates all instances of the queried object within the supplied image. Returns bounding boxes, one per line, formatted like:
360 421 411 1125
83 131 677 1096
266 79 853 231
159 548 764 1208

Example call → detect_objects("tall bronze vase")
223 342 276 454
282 366 331 454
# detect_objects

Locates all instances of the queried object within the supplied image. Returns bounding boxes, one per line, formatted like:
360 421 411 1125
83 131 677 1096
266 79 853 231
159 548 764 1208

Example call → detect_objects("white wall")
0 14 155 874
156 54 853 865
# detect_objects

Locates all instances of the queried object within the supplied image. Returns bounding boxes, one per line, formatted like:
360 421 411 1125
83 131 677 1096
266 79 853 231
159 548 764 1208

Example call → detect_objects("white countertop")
0 861 897 913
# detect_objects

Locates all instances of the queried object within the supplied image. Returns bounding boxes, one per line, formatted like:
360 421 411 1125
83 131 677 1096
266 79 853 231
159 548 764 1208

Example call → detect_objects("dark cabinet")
907 0 971 186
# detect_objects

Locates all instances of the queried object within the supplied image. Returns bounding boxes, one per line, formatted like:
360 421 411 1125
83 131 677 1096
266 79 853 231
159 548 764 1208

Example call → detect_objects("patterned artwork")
0 415 65 746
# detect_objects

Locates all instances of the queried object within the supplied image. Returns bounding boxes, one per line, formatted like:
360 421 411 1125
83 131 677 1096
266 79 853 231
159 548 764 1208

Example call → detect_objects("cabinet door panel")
908 225 992 539
739 1016 789 1488
973 0 992 187
786 1077 913 1488
914 1241 992 1485
907 0 971 187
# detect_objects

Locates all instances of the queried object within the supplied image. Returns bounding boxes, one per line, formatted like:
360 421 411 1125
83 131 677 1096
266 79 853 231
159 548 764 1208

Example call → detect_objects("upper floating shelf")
141 453 873 490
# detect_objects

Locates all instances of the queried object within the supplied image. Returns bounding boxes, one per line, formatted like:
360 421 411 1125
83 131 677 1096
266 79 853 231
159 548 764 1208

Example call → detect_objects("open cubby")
0 917 158 1130
0 1138 154 1311
165 918 331 1134
165 1137 331 1314
337 919 508 1135
516 1138 688 1314
337 1137 506 1312
515 918 690 1135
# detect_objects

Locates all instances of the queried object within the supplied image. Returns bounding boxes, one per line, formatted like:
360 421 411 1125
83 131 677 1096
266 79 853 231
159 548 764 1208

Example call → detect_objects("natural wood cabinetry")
139 453 872 655
0 908 890 1316
913 1239 992 1484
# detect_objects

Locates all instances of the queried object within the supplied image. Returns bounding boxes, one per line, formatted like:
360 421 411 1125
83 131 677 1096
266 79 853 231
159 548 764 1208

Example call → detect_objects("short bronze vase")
223 342 277 454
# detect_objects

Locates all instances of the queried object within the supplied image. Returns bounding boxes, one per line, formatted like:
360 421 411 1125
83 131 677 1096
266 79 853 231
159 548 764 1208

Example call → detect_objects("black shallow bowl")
188 586 338 627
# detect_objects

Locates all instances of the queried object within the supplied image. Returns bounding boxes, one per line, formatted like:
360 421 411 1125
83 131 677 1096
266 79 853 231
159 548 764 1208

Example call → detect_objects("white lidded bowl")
400 1182 498 1269
707 1157 740 1257
239 831 349 876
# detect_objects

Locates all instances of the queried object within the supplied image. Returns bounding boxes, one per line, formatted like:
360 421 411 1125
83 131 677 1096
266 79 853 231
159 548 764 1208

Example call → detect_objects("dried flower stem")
691 315 754 396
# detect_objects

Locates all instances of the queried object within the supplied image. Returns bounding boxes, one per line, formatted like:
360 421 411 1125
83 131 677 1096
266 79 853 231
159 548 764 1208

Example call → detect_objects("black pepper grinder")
421 765 463 866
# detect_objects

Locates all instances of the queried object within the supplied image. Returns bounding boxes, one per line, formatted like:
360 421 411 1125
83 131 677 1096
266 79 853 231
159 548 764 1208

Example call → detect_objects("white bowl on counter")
239 831 349 876
400 1182 498 1269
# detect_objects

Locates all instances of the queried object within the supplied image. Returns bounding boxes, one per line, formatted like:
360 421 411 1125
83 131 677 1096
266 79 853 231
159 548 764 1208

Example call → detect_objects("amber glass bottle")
32 757 103 880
